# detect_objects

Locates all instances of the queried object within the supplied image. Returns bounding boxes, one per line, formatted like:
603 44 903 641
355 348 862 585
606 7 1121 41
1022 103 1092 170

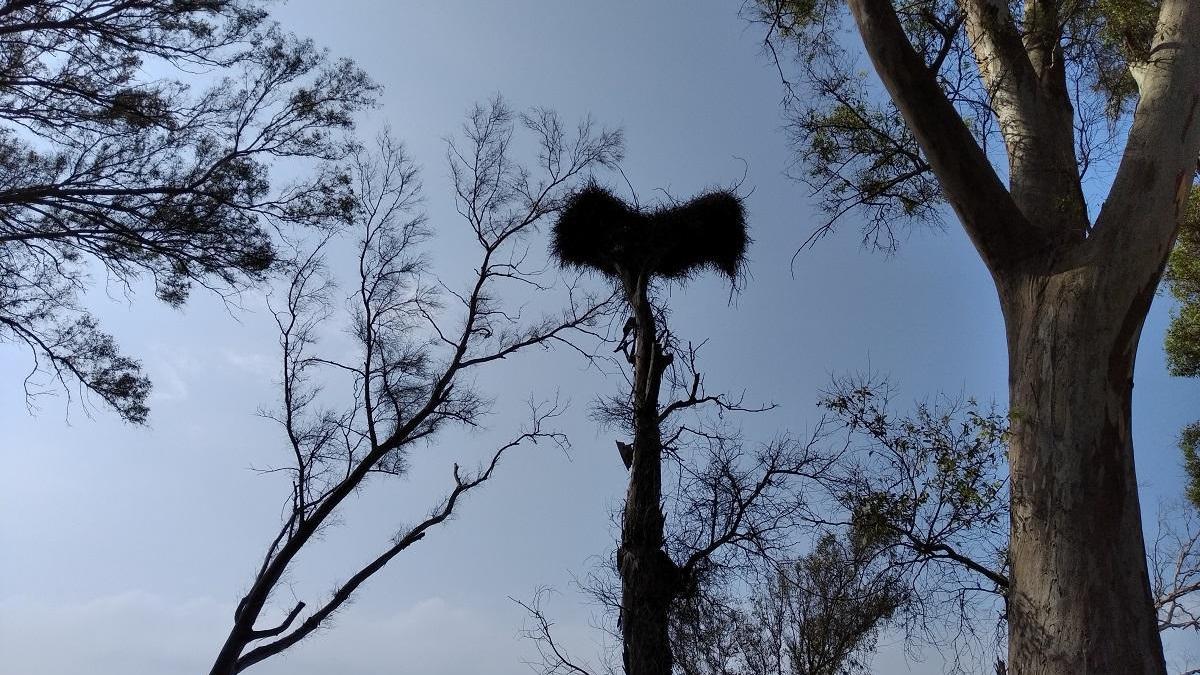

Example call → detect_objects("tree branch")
846 0 1043 270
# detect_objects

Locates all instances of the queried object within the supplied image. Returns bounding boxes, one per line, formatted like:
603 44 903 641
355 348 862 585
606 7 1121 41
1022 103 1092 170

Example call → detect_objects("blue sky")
1 2 1197 673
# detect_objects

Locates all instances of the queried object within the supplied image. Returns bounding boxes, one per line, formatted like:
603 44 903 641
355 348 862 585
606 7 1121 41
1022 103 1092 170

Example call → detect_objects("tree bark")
618 273 678 675
843 2 1200 671
1000 261 1167 674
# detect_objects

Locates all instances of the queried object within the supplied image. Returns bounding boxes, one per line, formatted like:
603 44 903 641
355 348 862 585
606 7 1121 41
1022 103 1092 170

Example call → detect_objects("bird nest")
551 183 748 282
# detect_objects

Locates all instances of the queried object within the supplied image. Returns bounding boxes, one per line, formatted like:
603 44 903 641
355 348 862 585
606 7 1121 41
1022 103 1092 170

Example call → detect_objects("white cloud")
221 349 279 380
145 345 202 403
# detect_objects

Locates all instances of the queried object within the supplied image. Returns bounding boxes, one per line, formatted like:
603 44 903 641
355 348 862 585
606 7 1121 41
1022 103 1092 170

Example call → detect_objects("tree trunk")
843 2 1200 671
1001 263 1166 675
619 274 678 675
209 631 246 675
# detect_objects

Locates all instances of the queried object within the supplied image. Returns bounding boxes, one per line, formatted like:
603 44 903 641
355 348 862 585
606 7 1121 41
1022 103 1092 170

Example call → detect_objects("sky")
1 1 1198 674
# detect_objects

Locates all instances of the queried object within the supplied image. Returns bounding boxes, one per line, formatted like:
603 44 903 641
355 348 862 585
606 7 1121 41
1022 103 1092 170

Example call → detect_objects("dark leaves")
0 1 377 421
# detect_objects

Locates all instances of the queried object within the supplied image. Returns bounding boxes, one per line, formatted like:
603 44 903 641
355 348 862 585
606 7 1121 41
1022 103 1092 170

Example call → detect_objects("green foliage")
1166 304 1200 379
758 0 948 251
743 532 907 675
1165 187 1200 378
796 89 943 250
1182 422 1200 511
820 383 1009 538
1164 186 1200 510
818 379 1009 656
672 530 906 675
1067 0 1161 119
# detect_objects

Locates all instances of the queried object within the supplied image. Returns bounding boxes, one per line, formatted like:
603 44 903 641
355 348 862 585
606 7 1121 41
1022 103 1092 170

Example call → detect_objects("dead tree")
517 420 844 675
208 98 622 675
551 184 750 675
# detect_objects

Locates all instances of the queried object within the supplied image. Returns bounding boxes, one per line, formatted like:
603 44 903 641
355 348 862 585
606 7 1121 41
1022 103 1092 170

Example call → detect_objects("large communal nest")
551 183 748 282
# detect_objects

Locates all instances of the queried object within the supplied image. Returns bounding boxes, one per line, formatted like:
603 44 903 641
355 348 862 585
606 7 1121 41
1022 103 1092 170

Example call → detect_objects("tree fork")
839 1 1200 671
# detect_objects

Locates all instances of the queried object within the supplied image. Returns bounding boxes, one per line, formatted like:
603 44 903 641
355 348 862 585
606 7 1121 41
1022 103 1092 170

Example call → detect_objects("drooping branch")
0 2 378 422
514 589 608 675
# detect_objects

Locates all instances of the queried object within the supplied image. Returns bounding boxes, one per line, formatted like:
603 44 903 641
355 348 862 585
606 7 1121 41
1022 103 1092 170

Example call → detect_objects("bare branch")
209 102 621 675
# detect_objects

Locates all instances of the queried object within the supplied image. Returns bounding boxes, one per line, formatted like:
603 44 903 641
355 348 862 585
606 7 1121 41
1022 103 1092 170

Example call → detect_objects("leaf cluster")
1165 186 1200 378
818 377 1010 664
671 529 907 675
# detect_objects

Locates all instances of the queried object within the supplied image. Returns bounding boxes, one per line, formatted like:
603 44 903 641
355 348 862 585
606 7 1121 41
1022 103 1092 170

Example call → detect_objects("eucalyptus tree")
0 1 376 422
753 0 1200 671
208 99 622 674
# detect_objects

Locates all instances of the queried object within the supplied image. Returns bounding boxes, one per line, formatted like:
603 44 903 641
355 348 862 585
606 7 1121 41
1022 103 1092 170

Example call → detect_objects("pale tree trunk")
1001 263 1164 674
843 0 1200 672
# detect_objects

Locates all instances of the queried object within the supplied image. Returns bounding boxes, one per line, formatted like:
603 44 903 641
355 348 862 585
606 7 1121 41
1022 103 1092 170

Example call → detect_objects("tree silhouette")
0 1 376 422
552 184 749 675
209 99 622 674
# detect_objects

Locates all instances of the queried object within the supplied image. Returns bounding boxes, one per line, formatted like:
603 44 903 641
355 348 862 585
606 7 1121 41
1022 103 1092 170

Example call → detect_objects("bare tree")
518 422 846 675
518 409 887 675
1152 501 1200 634
516 588 623 675
533 210 845 674
749 0 1200 670
208 98 623 675
0 1 377 422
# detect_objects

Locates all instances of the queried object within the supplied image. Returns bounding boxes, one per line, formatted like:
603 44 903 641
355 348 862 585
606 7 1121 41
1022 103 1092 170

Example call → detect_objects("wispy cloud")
221 348 279 379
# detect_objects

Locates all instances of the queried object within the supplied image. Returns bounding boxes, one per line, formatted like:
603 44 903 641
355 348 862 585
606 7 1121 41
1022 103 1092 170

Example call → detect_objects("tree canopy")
753 0 1186 250
0 0 376 422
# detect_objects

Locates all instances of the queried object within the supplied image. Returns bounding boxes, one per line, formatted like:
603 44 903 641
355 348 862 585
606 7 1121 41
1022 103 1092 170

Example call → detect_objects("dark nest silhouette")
551 183 748 283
